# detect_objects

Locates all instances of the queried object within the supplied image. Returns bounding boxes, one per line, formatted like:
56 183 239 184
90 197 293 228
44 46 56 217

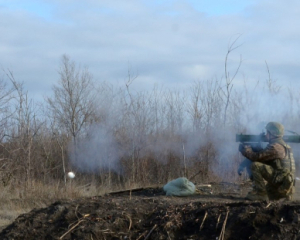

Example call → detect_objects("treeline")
0 55 299 196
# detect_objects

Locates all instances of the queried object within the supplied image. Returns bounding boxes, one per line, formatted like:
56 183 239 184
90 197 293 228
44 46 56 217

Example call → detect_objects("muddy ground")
1 181 300 240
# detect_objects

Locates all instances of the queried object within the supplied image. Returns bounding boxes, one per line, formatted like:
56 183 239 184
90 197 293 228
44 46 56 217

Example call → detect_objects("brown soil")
1 182 300 240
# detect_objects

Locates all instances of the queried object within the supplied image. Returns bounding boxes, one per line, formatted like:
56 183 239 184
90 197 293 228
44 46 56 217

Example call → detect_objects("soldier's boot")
246 190 269 201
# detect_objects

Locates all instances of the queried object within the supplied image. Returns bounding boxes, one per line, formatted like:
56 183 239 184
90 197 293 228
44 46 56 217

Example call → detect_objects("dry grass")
0 179 113 230
0 198 47 230
0 177 167 230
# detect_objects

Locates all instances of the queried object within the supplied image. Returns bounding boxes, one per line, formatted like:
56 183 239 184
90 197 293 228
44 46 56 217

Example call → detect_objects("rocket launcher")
236 134 300 143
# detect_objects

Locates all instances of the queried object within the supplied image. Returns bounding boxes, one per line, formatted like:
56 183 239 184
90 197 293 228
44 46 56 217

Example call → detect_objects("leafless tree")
187 81 204 132
201 79 222 130
0 70 16 187
5 71 42 189
265 61 281 94
222 34 243 126
0 70 16 139
46 55 98 177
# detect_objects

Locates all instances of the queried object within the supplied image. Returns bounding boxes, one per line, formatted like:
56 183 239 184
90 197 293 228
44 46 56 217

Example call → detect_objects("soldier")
239 122 295 201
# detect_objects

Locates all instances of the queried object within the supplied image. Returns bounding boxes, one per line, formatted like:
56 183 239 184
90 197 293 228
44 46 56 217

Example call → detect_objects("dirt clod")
1 182 300 240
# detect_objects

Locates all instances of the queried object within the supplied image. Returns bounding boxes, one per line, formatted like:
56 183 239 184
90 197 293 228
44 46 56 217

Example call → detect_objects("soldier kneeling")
239 122 295 201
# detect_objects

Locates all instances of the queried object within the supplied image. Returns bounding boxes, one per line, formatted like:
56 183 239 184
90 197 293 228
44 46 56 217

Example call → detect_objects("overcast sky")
1 0 299 101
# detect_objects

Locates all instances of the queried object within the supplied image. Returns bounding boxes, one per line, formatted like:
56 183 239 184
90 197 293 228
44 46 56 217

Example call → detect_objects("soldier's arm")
251 143 263 152
240 143 285 162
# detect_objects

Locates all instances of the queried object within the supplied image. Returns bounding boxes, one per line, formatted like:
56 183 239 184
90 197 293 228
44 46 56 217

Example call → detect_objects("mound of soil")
1 182 300 240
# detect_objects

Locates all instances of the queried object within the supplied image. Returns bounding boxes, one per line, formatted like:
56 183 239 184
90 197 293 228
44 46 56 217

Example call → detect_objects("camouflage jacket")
240 137 295 174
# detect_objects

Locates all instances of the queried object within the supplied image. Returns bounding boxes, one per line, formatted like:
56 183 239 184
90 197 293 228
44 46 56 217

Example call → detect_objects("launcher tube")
236 134 300 143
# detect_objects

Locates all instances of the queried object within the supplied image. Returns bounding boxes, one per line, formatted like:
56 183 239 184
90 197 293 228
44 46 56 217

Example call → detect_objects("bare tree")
5 71 41 189
0 71 16 188
187 81 204 132
200 79 222 130
0 70 16 139
265 61 281 94
46 55 97 175
222 34 243 126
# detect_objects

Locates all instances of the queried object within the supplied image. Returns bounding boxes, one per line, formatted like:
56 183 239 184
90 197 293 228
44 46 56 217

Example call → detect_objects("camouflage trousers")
251 162 294 199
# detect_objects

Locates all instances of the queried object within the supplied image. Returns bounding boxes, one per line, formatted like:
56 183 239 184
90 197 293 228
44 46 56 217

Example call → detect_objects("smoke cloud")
68 79 300 179
70 123 121 174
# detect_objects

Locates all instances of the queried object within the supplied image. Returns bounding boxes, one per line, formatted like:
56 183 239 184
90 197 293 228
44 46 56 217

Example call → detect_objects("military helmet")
265 122 284 137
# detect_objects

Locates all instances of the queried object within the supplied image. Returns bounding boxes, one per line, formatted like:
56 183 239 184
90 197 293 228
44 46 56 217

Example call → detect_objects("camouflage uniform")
238 143 263 179
239 122 295 201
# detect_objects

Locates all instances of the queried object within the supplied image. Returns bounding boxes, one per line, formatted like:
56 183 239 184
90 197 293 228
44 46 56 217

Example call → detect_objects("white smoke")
68 79 300 179
70 123 121 174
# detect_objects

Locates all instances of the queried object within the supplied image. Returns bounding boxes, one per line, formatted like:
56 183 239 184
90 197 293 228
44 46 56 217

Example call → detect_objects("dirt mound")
1 184 300 240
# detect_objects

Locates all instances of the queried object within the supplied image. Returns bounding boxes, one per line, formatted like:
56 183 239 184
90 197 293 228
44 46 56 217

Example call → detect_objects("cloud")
0 0 300 102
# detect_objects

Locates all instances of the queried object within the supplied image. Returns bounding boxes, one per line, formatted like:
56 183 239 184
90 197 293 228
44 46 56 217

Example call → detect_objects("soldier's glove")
239 144 252 153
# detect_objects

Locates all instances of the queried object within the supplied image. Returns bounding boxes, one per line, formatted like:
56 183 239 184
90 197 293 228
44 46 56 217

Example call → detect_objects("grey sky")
1 0 299 101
